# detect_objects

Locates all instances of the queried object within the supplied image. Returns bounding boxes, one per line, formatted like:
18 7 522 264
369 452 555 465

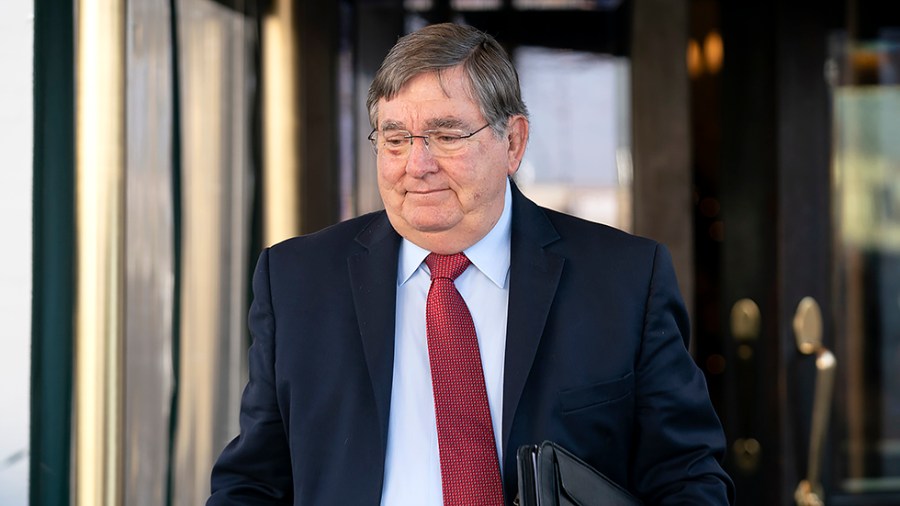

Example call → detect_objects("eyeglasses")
367 123 491 158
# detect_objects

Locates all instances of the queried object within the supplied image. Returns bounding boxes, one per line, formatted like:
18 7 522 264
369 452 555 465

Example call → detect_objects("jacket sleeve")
208 249 293 505
631 244 735 504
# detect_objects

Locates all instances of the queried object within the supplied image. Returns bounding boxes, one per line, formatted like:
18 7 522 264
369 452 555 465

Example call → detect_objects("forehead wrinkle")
377 69 482 132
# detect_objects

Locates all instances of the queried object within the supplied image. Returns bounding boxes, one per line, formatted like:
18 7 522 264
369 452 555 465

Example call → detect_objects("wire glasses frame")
367 123 491 158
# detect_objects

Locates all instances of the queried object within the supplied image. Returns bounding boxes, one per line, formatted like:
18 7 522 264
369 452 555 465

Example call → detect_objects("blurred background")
2 0 900 504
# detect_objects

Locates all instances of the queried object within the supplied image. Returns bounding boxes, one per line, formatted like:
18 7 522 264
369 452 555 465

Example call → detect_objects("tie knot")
425 252 471 281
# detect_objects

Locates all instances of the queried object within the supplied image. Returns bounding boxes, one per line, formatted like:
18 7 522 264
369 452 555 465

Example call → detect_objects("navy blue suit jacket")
208 185 734 505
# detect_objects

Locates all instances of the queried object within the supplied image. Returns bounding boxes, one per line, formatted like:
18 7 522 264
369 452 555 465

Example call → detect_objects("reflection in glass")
172 0 255 504
406 0 616 10
452 0 502 10
514 46 632 231
514 0 604 9
404 0 433 11
123 1 256 504
831 34 900 495
125 1 175 504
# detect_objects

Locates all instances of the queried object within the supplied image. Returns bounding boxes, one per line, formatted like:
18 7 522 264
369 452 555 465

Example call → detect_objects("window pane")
405 0 433 12
514 0 608 10
832 37 900 496
124 1 175 503
173 0 256 501
514 46 632 231
452 0 502 10
0 1 33 504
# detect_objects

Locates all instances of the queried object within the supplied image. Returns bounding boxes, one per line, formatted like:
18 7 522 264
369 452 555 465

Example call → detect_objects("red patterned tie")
425 252 505 506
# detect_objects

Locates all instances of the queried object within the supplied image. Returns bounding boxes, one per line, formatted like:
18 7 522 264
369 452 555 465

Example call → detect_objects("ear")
504 115 529 176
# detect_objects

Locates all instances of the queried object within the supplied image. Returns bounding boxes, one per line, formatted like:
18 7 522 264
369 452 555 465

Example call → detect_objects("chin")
401 209 461 232
409 220 455 234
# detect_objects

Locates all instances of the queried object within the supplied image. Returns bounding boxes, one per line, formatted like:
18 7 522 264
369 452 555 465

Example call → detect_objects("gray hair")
366 23 528 135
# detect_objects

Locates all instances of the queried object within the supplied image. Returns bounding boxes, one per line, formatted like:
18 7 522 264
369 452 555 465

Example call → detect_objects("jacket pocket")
559 371 634 414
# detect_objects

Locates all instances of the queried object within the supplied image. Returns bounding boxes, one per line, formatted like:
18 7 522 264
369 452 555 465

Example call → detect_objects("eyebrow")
379 117 469 132
380 120 406 131
425 117 467 130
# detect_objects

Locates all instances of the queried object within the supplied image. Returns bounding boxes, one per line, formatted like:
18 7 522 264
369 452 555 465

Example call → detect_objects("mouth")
406 188 449 195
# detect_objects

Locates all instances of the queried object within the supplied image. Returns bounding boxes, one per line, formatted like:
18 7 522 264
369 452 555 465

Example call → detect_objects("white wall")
0 2 33 505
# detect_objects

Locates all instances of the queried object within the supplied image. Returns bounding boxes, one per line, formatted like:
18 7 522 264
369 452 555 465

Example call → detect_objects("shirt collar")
398 178 512 289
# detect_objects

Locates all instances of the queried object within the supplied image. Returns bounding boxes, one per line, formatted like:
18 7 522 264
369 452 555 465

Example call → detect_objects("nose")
404 136 438 176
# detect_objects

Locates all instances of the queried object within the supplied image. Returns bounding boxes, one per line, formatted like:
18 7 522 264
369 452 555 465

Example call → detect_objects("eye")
432 132 464 145
383 135 408 148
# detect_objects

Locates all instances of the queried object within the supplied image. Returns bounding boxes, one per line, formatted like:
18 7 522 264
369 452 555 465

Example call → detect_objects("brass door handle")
793 297 836 506
730 298 761 475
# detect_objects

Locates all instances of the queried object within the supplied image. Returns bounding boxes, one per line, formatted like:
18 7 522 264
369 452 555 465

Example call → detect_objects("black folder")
515 441 641 506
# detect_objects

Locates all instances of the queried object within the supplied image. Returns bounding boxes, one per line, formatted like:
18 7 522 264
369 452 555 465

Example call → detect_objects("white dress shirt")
380 179 513 506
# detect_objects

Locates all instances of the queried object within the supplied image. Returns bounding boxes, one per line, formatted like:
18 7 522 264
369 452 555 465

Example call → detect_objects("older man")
209 22 733 505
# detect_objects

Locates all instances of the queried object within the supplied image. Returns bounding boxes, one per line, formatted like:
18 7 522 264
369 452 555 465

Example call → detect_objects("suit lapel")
347 213 402 459
502 184 564 456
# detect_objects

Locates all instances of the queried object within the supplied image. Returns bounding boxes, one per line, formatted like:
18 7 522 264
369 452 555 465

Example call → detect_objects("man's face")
374 66 528 254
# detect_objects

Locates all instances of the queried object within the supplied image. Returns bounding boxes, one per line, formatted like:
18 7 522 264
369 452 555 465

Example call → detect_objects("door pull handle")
730 298 762 475
793 297 836 506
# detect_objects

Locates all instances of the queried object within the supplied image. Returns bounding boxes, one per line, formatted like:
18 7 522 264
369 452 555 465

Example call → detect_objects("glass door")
829 34 900 504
